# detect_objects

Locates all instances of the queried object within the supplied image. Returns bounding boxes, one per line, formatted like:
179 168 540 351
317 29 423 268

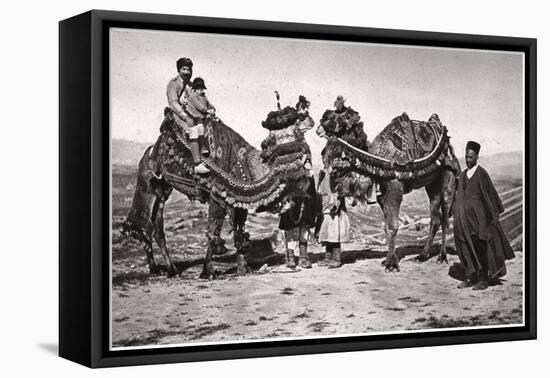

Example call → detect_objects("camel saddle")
369 112 444 165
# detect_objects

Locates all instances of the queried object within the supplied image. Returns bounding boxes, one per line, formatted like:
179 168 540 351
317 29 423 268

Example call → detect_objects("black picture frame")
59 9 537 368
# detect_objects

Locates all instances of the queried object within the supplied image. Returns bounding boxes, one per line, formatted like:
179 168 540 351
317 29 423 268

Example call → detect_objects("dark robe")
279 176 319 231
453 166 515 280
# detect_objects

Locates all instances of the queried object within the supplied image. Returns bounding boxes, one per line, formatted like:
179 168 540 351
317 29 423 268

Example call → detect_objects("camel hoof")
199 263 217 280
148 264 161 275
167 267 178 278
384 263 400 272
436 255 448 264
384 266 400 273
383 253 400 272
199 270 215 280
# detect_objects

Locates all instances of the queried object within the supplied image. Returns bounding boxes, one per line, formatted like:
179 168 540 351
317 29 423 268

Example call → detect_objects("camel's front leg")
418 182 442 262
200 198 226 279
152 200 178 277
231 207 250 276
380 180 404 272
418 222 440 262
437 220 448 264
230 207 250 253
384 220 400 272
144 242 160 275
200 238 217 280
437 170 456 264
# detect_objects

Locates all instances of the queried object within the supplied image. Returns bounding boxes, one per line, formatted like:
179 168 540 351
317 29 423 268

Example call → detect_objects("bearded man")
453 141 515 290
166 57 209 174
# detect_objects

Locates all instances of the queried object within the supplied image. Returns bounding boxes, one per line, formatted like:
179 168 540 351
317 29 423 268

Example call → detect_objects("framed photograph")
59 10 536 368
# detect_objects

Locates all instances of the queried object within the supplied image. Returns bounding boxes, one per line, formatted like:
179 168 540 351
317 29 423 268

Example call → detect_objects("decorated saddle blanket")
154 110 309 208
324 112 455 181
369 113 444 165
157 108 267 181
123 108 313 247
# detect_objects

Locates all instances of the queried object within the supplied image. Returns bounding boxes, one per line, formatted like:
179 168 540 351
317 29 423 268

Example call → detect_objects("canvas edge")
59 11 94 368
56 9 538 368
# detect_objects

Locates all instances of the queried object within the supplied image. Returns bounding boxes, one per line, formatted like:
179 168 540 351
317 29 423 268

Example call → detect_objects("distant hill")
112 139 153 166
458 150 522 179
112 138 523 180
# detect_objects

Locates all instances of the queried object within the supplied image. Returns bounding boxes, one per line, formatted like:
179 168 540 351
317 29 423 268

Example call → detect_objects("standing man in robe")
453 141 515 290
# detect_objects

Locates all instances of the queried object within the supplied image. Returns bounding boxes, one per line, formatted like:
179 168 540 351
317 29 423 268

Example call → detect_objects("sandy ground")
111 166 524 348
112 252 523 347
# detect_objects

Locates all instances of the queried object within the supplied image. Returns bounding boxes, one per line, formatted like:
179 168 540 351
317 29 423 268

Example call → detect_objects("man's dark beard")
180 71 192 81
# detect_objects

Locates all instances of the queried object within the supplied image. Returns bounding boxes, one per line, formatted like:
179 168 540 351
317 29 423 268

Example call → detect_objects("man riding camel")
166 57 210 174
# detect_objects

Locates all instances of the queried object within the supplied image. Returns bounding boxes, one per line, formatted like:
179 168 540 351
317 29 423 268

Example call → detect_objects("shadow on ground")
112 239 458 286
38 343 58 356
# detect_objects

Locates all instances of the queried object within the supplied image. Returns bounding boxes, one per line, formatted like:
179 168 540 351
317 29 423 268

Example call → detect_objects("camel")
318 111 461 272
122 106 315 279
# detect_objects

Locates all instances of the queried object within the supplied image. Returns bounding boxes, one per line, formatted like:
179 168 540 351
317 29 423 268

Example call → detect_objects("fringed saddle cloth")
369 112 444 165
327 112 455 181
123 109 312 245
152 110 309 209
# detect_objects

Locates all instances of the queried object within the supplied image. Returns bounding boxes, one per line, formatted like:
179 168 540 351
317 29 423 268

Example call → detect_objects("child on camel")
184 77 216 174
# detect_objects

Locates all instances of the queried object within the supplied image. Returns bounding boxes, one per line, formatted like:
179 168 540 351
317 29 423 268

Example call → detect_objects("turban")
466 140 481 154
176 57 194 71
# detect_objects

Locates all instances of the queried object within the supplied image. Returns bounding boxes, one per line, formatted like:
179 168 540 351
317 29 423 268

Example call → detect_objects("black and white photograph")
111 27 526 349
3 0 548 375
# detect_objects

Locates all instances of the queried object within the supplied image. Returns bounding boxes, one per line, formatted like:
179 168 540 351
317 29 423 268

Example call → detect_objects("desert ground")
111 164 524 348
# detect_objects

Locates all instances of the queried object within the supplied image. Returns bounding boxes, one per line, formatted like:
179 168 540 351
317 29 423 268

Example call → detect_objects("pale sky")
110 28 524 159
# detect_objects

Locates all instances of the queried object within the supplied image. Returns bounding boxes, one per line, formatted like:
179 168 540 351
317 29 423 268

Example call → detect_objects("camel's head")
260 96 315 170
261 95 315 136
294 112 315 135
317 105 368 150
